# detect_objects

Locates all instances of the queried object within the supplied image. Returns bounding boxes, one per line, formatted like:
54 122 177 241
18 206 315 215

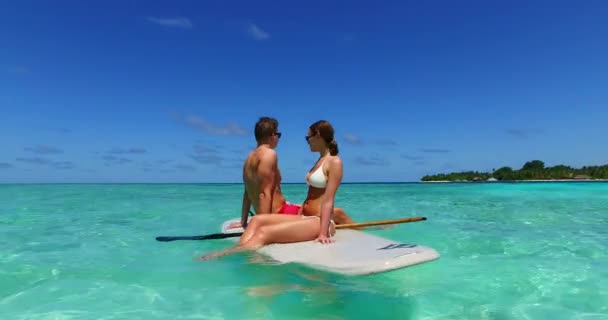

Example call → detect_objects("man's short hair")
254 117 278 142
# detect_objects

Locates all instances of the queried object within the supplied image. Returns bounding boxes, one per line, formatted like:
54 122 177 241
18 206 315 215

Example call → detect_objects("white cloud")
343 134 363 145
419 148 450 153
147 16 193 29
24 145 64 155
505 128 542 139
0 162 14 169
175 164 197 172
106 147 147 154
247 23 270 41
184 115 248 136
8 66 28 74
355 156 390 166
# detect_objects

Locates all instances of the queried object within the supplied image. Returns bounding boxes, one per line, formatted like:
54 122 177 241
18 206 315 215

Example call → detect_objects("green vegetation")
421 160 608 182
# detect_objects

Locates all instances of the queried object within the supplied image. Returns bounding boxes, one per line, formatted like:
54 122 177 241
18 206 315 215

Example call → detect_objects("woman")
198 120 350 260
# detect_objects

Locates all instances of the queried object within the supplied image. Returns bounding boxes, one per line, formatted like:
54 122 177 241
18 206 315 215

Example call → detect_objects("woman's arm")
317 157 343 243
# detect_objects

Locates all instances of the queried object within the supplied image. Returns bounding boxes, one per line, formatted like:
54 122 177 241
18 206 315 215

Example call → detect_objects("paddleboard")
220 218 440 276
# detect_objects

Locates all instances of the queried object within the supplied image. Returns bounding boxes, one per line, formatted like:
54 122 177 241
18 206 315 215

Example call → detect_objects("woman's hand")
315 234 334 244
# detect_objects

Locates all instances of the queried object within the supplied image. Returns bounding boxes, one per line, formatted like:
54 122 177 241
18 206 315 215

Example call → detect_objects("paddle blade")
155 232 243 242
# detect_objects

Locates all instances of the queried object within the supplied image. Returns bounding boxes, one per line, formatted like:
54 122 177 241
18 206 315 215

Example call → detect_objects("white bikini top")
306 157 328 188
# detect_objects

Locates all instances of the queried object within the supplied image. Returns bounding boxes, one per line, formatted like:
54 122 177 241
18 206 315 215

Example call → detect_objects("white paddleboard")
220 218 440 276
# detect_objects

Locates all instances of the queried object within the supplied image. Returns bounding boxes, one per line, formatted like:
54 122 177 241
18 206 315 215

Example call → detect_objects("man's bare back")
237 117 285 228
242 145 286 214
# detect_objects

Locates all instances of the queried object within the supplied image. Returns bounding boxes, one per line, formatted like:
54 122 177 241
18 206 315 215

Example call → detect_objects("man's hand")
228 221 243 229
240 188 251 229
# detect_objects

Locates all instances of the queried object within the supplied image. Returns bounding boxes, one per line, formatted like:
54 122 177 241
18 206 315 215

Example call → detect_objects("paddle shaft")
336 216 426 229
156 233 241 241
156 216 426 242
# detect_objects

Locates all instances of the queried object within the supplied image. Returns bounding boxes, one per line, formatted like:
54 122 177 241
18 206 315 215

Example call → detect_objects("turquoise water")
1 182 607 319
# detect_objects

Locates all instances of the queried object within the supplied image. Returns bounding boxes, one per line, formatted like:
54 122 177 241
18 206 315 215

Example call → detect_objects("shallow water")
1 182 607 319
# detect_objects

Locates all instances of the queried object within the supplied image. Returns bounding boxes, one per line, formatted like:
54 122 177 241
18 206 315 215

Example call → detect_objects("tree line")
421 160 608 182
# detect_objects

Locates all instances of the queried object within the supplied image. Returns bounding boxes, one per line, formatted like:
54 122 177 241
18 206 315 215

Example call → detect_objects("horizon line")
1 180 607 186
0 181 421 185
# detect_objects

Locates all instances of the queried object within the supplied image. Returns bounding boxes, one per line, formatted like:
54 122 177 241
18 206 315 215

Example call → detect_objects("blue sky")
2 0 607 183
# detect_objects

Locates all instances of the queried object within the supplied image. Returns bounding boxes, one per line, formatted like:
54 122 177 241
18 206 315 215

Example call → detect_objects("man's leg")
333 207 355 225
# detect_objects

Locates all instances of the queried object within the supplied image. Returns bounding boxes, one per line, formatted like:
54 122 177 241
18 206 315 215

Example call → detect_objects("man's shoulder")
244 147 277 166
258 147 277 160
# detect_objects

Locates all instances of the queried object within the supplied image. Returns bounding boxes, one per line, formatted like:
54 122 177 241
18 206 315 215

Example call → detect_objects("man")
233 117 294 229
235 116 354 229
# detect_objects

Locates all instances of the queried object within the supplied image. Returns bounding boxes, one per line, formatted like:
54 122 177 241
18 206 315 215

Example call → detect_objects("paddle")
154 209 258 241
155 233 242 242
335 216 426 229
155 216 427 242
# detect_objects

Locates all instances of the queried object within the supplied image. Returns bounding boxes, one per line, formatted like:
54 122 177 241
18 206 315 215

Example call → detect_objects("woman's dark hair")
309 120 339 155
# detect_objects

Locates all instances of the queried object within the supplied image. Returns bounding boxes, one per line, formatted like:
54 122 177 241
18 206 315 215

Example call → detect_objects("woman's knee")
254 213 278 222
245 228 268 248
248 215 266 226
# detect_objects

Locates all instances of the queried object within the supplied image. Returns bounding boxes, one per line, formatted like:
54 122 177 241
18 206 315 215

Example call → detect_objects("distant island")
421 160 608 182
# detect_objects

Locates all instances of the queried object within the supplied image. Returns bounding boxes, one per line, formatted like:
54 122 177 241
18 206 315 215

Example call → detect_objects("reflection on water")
240 264 418 320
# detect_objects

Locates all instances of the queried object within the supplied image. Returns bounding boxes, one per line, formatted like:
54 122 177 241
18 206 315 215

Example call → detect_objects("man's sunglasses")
275 132 282 138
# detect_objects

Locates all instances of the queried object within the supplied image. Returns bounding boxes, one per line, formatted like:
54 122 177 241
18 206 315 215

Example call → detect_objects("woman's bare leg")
238 214 302 245
197 218 321 261
241 217 320 248
196 244 252 261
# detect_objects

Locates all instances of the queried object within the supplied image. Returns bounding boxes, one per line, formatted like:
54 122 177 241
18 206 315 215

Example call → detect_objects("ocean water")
1 182 607 320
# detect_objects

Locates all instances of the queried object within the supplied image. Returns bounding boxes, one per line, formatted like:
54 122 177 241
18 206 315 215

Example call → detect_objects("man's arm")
257 150 277 214
240 188 251 228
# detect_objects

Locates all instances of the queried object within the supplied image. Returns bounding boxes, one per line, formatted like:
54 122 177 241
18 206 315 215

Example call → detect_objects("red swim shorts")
277 202 301 215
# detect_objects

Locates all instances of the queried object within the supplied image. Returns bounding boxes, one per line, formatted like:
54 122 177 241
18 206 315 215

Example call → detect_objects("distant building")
574 174 590 180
